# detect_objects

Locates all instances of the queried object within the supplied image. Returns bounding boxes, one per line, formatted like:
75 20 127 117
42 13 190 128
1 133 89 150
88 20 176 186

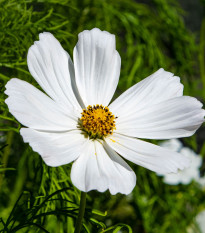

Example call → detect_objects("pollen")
80 105 116 139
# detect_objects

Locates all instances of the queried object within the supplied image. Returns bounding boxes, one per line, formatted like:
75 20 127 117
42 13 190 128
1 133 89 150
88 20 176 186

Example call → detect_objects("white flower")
196 210 205 233
188 210 205 233
5 28 205 195
196 176 205 188
159 139 202 185
160 138 183 152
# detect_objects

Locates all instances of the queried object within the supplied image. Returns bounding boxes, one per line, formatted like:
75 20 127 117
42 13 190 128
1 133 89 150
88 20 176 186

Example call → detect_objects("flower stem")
74 192 87 233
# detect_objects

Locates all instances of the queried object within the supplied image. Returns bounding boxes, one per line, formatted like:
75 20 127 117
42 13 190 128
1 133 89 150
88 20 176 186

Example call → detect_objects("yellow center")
80 104 116 139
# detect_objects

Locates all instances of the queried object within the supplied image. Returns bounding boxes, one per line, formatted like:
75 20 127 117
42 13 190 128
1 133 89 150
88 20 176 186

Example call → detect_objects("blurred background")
0 0 205 232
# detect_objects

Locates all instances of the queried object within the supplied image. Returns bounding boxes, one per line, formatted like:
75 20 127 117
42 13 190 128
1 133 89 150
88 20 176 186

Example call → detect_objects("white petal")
109 68 183 118
106 133 190 174
73 28 121 107
161 145 202 185
71 140 136 195
163 173 185 185
5 78 77 131
196 210 205 233
71 140 108 193
115 96 205 139
160 139 182 152
20 128 87 167
27 32 83 112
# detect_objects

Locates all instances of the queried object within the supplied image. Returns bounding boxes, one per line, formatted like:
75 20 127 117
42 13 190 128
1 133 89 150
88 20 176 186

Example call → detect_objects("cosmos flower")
187 210 205 233
158 139 202 185
196 175 205 188
196 210 205 233
5 28 205 195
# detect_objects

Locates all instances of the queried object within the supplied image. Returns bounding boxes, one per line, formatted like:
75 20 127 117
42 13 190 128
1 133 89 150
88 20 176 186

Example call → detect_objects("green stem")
74 192 87 233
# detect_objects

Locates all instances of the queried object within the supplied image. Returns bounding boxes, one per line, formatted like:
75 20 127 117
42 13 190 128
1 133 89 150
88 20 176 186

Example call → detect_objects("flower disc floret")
80 105 116 139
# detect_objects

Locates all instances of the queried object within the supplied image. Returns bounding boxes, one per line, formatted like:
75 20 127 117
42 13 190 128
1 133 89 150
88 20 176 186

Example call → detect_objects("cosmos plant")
5 28 205 232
